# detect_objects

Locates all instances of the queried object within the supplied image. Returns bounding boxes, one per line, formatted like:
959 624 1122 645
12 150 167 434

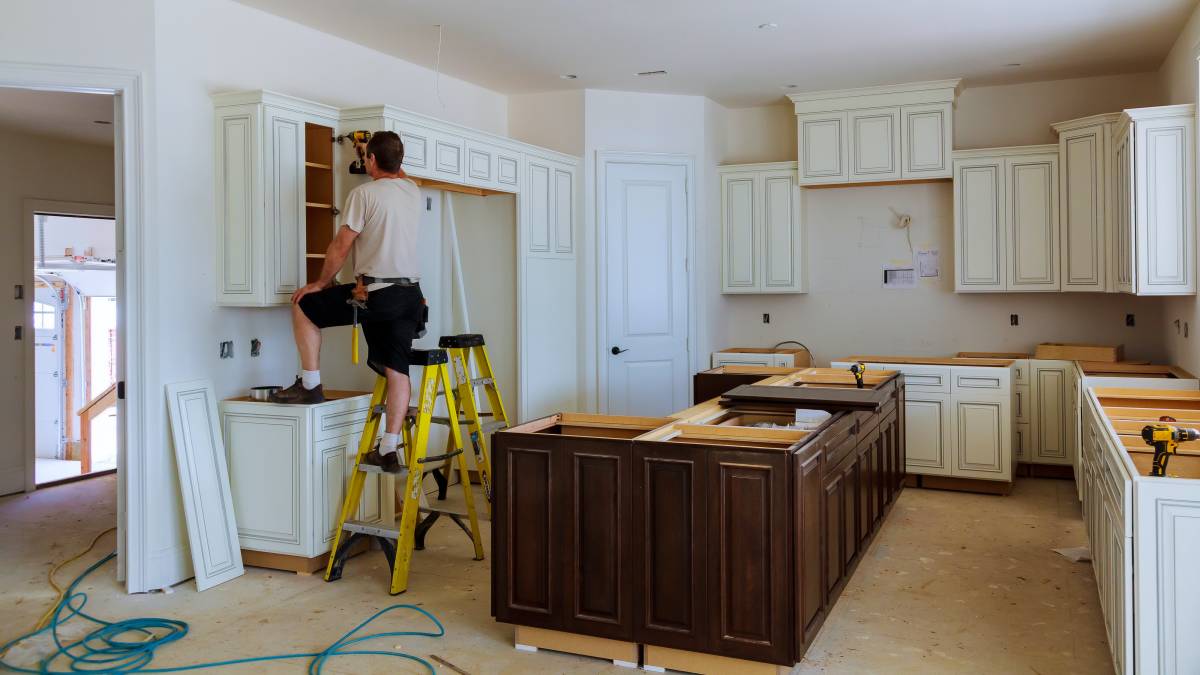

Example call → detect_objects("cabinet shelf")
304 201 333 209
305 253 325 259
304 161 332 170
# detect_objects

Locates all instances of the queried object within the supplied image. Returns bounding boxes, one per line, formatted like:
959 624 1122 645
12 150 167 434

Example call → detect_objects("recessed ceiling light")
758 22 778 29
92 120 112 125
636 70 668 77
560 74 578 80
781 84 799 89
1004 63 1022 67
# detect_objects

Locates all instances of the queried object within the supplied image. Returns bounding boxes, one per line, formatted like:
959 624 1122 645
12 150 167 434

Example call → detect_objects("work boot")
361 448 402 473
268 377 325 404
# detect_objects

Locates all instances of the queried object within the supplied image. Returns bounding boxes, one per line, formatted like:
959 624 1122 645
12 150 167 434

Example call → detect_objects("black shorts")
299 283 425 376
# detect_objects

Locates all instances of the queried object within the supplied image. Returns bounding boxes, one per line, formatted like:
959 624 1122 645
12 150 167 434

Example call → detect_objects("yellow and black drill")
849 362 867 389
1142 416 1200 477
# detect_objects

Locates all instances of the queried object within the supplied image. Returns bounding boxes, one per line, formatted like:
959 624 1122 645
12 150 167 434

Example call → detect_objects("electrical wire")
433 24 446 113
33 526 117 633
1 544 446 674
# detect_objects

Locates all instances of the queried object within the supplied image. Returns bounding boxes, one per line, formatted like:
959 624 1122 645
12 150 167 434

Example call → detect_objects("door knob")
611 346 628 355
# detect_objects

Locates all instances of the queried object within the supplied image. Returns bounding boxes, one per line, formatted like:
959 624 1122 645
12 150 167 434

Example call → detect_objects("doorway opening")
33 212 118 486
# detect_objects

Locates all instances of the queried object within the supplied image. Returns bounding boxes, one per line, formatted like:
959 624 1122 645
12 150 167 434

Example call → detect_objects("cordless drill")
1142 416 1200 477
341 130 372 174
849 362 867 389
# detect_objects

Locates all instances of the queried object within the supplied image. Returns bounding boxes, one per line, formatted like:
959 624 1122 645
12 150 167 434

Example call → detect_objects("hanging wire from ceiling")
434 23 446 114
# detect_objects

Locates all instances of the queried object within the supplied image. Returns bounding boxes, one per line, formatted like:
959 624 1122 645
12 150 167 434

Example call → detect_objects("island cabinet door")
633 442 708 651
794 445 826 649
492 433 564 630
706 449 790 665
562 439 634 640
823 427 858 603
858 425 882 545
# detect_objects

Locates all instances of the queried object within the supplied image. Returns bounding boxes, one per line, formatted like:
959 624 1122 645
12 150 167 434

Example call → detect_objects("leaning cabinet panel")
790 80 961 186
719 163 804 294
954 146 1060 292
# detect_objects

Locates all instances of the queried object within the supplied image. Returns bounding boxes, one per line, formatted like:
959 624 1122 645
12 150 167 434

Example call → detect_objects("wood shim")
165 379 244 591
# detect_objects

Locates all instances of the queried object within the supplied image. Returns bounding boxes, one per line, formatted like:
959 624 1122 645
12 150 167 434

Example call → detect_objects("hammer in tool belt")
348 276 368 364
1142 416 1200 477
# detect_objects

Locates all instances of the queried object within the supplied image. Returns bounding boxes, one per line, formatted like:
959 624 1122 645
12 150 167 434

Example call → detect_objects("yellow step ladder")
417 334 509 528
324 348 484 595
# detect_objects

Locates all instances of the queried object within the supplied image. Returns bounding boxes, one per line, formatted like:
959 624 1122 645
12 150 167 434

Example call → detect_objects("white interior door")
603 159 689 416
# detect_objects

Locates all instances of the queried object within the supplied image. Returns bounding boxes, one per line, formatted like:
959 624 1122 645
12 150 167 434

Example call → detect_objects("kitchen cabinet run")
789 80 961 186
719 162 805 293
953 145 1060 292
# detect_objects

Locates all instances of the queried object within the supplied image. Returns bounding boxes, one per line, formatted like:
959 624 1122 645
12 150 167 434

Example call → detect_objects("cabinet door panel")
553 166 575 254
493 435 562 628
1007 155 1059 290
265 109 304 301
952 397 1011 480
433 134 465 181
1032 363 1072 465
721 174 757 291
823 473 844 600
708 450 789 664
634 444 707 650
796 449 824 644
955 160 1006 291
564 441 632 639
762 172 801 291
317 439 345 548
526 160 552 253
1113 130 1135 293
903 393 952 475
902 103 952 178
217 107 260 301
224 413 303 551
798 112 848 184
1136 119 1196 294
1060 127 1106 291
848 107 900 181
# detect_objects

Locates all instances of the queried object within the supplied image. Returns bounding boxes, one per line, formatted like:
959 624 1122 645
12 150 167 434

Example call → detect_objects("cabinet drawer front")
315 402 372 442
951 366 1010 394
881 364 950 392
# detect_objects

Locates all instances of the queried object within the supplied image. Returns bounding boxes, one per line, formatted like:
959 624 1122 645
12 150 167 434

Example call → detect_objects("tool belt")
361 276 419 286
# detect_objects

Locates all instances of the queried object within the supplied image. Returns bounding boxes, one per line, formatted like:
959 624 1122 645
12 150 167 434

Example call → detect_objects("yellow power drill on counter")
849 362 867 389
1142 416 1200 477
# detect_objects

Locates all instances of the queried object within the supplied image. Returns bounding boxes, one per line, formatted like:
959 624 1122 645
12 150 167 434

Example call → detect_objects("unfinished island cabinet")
719 163 805 293
219 391 386 570
1112 104 1197 295
213 91 338 307
790 79 961 186
953 145 1060 292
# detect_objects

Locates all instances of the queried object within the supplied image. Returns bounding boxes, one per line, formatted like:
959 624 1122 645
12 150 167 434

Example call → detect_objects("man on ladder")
271 130 420 475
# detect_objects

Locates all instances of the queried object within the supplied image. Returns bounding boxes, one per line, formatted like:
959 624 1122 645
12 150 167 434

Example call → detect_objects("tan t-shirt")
343 177 421 283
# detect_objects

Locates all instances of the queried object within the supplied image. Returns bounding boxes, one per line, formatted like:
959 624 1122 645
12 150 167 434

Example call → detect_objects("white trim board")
592 151 701 413
165 379 244 591
0 61 148 592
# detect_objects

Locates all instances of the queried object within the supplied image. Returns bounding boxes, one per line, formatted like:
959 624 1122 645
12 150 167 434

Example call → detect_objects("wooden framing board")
1077 361 1190 378
513 625 637 666
642 645 789 674
241 537 369 574
838 354 1015 367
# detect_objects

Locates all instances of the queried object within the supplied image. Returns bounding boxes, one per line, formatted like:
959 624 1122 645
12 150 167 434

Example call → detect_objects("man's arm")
291 224 359 304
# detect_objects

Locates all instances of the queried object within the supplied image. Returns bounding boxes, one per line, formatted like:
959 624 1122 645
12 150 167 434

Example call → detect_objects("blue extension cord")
0 552 446 674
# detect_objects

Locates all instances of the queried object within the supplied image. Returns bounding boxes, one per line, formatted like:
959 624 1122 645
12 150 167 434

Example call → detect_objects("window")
33 302 55 330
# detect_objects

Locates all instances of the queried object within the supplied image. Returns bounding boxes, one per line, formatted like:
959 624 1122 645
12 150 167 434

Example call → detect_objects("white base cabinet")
220 393 388 559
1030 360 1075 466
832 361 1014 482
719 162 805 293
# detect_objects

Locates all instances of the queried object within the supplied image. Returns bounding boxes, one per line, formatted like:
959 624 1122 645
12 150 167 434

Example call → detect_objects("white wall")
508 90 585 156
38 215 117 260
1158 2 1200 376
0 128 114 494
712 72 1173 364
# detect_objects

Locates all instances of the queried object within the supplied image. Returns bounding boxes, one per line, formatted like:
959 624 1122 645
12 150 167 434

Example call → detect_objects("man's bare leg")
292 302 322 372
384 366 411 436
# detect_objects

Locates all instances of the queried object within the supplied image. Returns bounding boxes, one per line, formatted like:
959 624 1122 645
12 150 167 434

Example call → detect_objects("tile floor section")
0 476 1111 674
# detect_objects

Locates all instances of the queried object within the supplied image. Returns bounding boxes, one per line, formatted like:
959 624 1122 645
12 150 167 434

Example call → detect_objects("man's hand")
292 282 326 305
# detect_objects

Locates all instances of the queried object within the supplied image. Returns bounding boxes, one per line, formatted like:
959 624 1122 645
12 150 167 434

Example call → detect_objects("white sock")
301 369 321 389
380 432 400 456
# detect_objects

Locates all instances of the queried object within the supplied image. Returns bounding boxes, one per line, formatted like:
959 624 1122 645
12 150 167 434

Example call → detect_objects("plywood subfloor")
0 476 1109 674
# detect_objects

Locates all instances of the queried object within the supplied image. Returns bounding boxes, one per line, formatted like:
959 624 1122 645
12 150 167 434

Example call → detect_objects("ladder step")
470 377 494 387
419 506 490 522
343 519 399 539
431 417 508 433
356 463 409 476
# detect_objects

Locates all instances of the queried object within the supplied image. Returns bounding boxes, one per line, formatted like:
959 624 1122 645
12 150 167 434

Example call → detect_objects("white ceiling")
236 0 1196 107
0 88 114 145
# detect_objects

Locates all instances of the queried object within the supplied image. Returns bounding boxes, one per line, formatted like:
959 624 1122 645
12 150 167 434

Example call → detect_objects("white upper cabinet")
790 80 961 186
954 145 1060 292
1052 114 1120 292
1114 105 1196 295
214 91 338 307
1053 105 1196 296
719 162 805 294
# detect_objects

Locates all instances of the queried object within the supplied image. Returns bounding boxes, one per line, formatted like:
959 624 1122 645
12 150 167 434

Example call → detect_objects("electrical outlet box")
220 341 234 359
1126 314 1135 327
250 339 262 357
1010 314 1019 326
762 313 770 324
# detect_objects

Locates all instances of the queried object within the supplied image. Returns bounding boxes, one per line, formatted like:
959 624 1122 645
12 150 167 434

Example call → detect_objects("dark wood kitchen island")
491 368 905 673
